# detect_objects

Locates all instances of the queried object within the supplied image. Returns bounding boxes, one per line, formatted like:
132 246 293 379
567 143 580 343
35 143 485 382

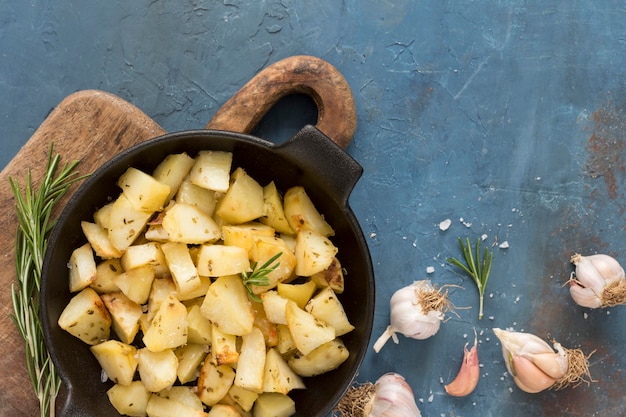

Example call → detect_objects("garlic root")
551 345 596 390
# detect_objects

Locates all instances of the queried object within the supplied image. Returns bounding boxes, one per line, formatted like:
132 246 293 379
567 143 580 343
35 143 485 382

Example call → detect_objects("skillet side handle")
206 55 357 150
282 126 363 205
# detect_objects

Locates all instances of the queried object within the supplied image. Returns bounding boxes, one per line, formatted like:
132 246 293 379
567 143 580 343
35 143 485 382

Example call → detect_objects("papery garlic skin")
367 373 422 417
493 328 568 393
373 280 444 353
570 253 626 308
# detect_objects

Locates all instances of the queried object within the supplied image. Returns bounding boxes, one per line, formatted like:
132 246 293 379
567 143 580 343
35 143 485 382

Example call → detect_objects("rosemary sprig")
241 252 282 302
9 144 87 417
446 237 493 320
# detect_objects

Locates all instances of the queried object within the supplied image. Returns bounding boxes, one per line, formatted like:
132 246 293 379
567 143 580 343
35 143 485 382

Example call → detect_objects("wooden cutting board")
0 55 356 416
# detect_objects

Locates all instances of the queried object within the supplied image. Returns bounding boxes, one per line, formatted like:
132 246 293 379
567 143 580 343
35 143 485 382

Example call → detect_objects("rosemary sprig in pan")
10 145 87 417
242 251 283 302
446 237 494 320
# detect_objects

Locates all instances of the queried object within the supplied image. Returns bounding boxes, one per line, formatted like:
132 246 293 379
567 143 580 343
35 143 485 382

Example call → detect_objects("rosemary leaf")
9 144 87 417
242 252 282 302
446 237 494 320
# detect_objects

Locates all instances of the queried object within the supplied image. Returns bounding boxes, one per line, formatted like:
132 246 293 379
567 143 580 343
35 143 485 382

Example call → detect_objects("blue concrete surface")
2 1 626 416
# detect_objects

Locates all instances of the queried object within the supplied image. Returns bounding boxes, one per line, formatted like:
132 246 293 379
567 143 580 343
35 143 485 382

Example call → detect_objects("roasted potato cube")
288 338 349 377
161 242 202 296
283 186 334 237
275 324 296 355
90 258 123 294
121 242 168 277
285 301 335 355
252 302 278 348
186 304 212 345
200 275 254 336
118 167 170 212
294 230 338 277
90 340 138 386
260 290 288 325
277 280 316 309
222 222 275 257
157 386 205 411
174 343 208 385
81 221 122 259
227 385 259 412
189 150 233 193
107 194 153 252
68 242 97 293
178 275 212 301
93 201 114 231
143 278 177 330
107 381 151 417
304 287 354 336
253 392 295 417
112 265 156 305
234 327 266 392
58 287 110 345
261 348 305 394
215 167 264 224
176 180 218 217
152 152 195 202
249 237 297 293
146 393 209 417
259 181 295 235
137 347 178 392
211 323 239 365
101 291 143 344
196 245 250 277
162 203 221 245
207 404 240 417
310 257 344 294
197 362 235 406
142 294 188 352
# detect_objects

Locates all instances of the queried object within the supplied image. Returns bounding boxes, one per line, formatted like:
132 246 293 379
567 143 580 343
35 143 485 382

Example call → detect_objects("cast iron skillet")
41 56 375 417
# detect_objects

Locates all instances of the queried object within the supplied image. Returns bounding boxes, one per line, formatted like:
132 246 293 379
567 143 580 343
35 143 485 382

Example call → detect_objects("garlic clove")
526 351 568 380
510 355 556 393
568 282 602 308
444 342 479 397
492 328 553 356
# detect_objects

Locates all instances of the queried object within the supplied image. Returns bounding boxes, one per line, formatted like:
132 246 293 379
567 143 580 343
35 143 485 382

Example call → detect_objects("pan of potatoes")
40 125 375 417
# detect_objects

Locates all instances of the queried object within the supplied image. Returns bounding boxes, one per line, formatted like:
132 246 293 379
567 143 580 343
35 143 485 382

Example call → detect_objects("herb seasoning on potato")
58 150 354 417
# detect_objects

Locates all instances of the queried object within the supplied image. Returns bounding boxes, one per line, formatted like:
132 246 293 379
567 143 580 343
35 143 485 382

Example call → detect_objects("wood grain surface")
0 55 355 416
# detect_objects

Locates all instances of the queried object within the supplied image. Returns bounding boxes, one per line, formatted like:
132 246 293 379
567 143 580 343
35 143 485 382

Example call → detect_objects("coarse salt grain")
439 218 452 231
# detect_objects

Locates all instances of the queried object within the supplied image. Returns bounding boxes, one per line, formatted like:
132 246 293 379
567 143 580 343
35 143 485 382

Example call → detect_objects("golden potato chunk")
68 243 97 293
90 340 138 386
118 167 170 212
215 167 265 224
58 287 110 345
283 186 334 236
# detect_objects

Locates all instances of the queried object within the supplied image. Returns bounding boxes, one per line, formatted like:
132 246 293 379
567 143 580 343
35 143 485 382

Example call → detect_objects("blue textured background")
2 1 626 416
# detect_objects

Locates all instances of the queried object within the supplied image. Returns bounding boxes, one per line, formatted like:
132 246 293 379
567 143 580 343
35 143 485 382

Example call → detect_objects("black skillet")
41 55 375 417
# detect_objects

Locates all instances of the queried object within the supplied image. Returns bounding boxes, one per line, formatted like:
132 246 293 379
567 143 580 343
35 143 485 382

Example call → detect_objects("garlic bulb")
569 253 626 308
335 373 422 417
444 337 479 397
493 328 593 393
373 280 447 353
